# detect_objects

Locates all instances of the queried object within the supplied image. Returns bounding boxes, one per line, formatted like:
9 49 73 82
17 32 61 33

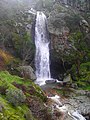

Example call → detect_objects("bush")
0 49 14 64
0 79 8 95
70 62 90 90
6 88 26 106
79 62 90 84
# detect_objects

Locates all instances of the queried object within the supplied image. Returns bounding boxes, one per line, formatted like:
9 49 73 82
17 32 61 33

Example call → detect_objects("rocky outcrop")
63 74 72 85
47 94 89 120
47 4 71 53
18 66 36 80
45 86 90 120
47 3 83 56
62 90 90 120
46 2 90 80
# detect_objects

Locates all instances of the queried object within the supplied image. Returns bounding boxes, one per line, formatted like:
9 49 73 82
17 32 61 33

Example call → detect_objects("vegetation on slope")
0 71 47 120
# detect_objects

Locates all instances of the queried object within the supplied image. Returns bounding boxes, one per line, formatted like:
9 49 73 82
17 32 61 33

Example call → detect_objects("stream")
48 95 86 120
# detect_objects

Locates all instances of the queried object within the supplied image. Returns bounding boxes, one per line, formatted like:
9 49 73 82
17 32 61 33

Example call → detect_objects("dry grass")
0 49 14 64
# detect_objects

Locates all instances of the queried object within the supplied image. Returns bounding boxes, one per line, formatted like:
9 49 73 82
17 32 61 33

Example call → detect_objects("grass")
0 71 44 120
0 71 46 101
0 49 14 64
0 96 28 120
0 71 31 86
82 85 90 91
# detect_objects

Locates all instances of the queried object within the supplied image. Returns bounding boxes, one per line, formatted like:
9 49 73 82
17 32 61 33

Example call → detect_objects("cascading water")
48 95 86 120
35 11 51 85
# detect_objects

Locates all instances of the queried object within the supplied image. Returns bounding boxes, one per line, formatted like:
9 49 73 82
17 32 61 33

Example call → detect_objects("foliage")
24 109 37 120
79 62 90 81
64 0 90 12
65 14 81 32
70 62 90 90
0 97 31 120
65 29 90 90
0 79 8 95
29 83 47 102
0 71 46 101
0 71 46 119
0 71 24 84
0 3 35 64
12 31 35 62
6 88 26 106
0 49 14 64
43 0 54 11
36 0 54 11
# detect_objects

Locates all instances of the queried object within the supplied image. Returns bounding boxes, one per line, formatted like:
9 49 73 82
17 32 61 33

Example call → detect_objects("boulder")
80 19 89 33
47 3 70 35
18 66 36 80
66 96 90 119
45 79 57 84
63 74 72 84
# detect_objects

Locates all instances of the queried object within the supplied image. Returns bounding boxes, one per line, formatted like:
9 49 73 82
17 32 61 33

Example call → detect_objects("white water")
35 12 51 85
48 95 86 120
72 111 86 120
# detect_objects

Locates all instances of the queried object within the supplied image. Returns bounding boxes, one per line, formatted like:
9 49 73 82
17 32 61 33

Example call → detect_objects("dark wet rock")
45 79 57 84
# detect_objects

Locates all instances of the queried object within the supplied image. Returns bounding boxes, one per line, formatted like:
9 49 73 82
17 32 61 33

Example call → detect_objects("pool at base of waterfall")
35 78 60 86
35 78 52 86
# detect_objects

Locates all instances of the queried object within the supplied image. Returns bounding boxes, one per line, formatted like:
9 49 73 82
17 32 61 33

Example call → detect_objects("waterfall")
35 11 51 85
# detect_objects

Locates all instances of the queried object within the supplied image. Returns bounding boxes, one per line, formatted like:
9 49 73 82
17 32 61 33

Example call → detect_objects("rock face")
67 96 90 116
18 66 36 80
47 4 69 34
46 2 90 80
47 4 71 53
47 3 88 57
63 90 90 120
47 3 78 78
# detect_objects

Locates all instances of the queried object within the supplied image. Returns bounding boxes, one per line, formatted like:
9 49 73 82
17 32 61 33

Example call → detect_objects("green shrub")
0 97 30 120
0 79 8 95
79 63 90 85
70 62 90 90
6 88 26 106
